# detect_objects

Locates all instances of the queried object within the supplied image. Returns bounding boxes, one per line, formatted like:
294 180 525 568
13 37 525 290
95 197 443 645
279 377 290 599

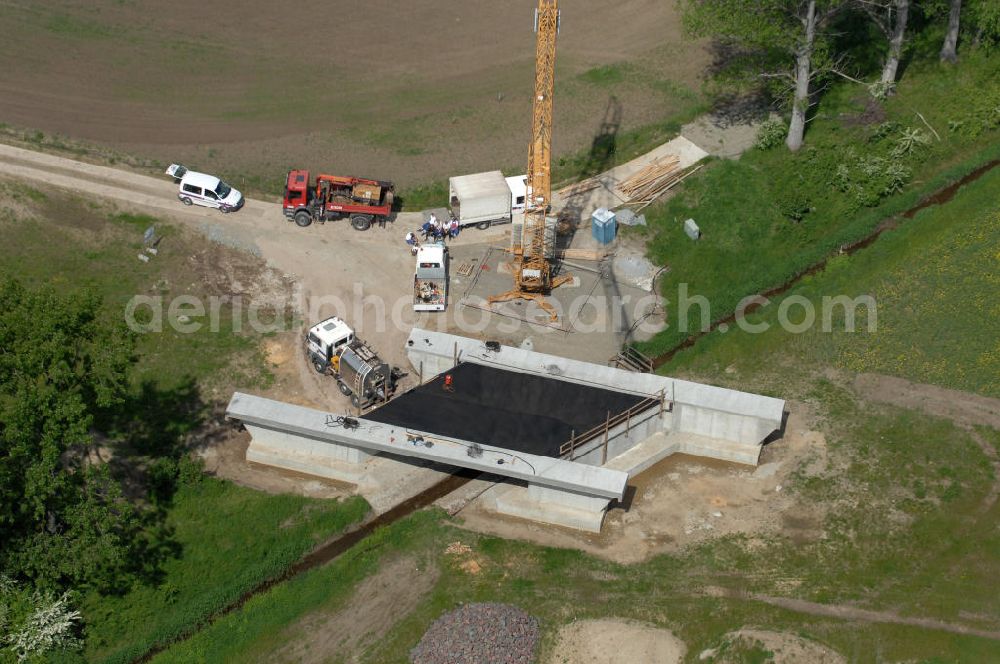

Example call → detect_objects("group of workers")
405 213 460 254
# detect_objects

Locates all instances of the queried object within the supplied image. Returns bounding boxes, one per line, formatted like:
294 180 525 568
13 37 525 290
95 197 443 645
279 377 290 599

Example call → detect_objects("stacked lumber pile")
616 156 700 210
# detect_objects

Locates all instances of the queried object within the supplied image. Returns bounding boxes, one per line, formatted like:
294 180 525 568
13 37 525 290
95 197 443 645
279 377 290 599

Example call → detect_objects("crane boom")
525 0 558 256
489 0 571 321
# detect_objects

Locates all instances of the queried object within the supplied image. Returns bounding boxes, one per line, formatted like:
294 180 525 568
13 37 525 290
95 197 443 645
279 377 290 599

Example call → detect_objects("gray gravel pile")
410 602 539 664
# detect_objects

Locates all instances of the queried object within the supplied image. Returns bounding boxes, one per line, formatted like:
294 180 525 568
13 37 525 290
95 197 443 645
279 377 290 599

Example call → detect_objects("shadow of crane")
555 95 622 254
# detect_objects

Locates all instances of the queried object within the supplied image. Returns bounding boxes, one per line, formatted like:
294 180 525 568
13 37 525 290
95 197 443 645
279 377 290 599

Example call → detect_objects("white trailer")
448 171 526 230
413 245 448 312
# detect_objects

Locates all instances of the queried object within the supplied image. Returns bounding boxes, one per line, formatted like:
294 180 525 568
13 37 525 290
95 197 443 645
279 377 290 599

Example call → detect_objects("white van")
165 164 243 213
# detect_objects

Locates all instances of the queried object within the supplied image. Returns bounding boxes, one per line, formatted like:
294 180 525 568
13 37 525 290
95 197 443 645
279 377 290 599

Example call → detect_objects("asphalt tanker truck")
305 317 399 409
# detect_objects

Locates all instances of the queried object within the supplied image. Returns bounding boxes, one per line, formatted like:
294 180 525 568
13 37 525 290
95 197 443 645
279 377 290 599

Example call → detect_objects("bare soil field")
0 0 707 189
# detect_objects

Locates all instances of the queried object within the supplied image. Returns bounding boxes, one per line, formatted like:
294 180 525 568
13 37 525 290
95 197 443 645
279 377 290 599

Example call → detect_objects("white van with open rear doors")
165 164 244 213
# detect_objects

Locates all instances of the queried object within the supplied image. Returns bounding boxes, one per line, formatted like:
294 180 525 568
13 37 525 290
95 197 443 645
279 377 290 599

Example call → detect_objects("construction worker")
405 231 420 255
447 216 460 241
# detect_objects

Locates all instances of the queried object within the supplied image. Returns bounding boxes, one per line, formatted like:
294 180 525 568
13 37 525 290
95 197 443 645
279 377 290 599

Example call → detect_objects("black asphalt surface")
365 362 647 457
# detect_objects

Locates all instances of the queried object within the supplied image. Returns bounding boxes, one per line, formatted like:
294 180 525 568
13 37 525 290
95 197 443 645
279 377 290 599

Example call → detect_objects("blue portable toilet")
591 208 617 244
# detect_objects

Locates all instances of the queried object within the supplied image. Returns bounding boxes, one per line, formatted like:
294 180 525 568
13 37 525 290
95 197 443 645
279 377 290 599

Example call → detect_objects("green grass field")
659 163 1000 398
0 186 273 393
636 52 1000 360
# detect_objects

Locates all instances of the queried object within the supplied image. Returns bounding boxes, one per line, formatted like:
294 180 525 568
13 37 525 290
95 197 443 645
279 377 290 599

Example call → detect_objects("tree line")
1 278 198 661
681 0 1000 150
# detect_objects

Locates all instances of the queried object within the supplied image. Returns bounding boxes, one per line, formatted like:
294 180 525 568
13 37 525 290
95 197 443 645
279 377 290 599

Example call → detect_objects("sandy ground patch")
546 619 685 664
269 555 439 664
681 113 771 159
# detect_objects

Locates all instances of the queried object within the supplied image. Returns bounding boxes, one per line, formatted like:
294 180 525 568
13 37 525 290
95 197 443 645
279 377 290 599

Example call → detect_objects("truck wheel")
476 220 491 230
180 197 193 206
313 360 326 374
337 381 352 396
351 214 373 231
294 211 313 227
350 394 361 409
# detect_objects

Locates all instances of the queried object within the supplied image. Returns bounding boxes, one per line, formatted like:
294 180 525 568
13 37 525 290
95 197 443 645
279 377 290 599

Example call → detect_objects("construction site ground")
0 106 781 525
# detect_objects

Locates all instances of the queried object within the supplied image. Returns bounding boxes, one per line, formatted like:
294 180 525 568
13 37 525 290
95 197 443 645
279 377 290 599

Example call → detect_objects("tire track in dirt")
751 594 1000 641
706 587 1000 641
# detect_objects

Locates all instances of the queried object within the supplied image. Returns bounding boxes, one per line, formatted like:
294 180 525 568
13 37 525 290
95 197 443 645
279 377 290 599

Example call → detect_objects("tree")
681 0 849 151
940 0 962 62
859 0 912 88
0 278 138 591
969 0 1000 47
1 576 82 662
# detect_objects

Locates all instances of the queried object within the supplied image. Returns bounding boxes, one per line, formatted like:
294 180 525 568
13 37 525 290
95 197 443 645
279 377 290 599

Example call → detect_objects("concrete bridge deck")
227 392 629 502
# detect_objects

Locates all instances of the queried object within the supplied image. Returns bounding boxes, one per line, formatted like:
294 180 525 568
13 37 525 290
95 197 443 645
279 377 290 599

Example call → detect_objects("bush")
834 148 912 208
177 454 205 487
774 188 813 222
754 118 787 150
1 577 82 662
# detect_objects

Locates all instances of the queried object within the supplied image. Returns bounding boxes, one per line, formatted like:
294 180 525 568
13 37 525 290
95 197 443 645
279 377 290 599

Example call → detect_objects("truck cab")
506 175 528 213
413 245 448 312
283 169 312 217
305 316 355 374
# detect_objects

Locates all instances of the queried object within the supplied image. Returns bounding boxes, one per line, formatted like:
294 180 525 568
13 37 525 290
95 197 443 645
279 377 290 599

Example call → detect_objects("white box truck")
413 245 448 312
448 171 527 230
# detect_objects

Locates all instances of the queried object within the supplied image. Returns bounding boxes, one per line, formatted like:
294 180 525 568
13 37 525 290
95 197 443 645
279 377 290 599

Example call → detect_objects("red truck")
283 170 395 231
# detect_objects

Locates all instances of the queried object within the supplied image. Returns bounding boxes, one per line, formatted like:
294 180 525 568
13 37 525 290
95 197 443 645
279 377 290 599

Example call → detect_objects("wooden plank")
556 248 609 261
557 177 602 197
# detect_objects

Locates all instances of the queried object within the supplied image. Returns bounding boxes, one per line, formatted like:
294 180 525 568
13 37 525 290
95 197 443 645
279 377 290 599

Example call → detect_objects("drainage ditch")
135 468 478 663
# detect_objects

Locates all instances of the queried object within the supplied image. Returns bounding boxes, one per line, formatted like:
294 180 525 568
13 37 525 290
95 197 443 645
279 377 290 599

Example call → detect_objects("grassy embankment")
0 184 370 663
635 51 1000 359
152 166 1000 662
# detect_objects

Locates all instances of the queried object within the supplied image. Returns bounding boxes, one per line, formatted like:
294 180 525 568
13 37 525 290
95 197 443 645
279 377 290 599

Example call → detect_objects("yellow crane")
489 0 571 321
